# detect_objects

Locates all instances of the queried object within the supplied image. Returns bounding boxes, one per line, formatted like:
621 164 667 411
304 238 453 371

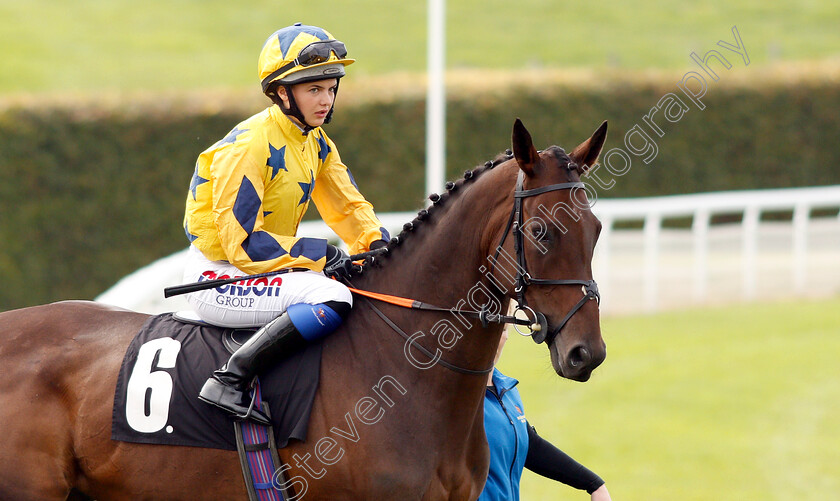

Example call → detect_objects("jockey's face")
279 78 338 128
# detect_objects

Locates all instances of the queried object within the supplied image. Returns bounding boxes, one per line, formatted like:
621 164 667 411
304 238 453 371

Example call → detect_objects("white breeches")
182 245 352 328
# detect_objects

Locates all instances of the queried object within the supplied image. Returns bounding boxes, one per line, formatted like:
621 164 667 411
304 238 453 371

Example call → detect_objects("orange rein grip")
347 288 417 309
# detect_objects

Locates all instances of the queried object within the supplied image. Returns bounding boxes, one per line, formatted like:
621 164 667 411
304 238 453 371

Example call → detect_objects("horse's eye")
531 227 549 242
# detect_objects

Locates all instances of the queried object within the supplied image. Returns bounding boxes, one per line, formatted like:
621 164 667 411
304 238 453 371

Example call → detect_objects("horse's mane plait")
354 150 515 274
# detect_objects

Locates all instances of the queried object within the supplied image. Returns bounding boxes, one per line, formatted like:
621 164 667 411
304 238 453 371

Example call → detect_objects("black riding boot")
198 312 307 425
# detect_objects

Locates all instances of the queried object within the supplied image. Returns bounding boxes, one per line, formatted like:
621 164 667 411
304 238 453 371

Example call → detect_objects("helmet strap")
322 79 340 125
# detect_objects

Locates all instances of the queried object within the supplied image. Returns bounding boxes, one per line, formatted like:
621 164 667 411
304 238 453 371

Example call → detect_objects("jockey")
183 23 390 425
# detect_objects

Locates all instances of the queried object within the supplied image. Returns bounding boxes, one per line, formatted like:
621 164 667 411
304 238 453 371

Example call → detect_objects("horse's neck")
359 166 515 305
345 169 514 427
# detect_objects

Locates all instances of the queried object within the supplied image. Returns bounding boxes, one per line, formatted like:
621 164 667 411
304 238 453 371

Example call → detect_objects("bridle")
351 160 601 375
490 167 600 347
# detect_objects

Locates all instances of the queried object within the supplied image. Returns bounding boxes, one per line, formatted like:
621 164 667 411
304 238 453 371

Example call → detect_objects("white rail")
97 186 840 316
590 185 840 313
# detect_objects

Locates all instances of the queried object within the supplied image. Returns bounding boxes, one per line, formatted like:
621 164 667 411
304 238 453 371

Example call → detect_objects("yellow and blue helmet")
259 23 355 95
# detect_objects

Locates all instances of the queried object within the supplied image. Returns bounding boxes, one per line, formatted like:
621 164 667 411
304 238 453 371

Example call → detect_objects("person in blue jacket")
480 329 612 501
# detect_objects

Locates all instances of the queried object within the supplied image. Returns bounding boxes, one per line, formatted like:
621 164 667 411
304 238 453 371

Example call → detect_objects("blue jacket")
479 368 529 501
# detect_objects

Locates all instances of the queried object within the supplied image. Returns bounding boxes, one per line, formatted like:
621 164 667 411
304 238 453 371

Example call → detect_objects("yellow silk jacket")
184 106 388 274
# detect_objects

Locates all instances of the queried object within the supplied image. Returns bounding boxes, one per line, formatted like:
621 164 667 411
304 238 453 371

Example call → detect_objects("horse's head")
503 118 608 381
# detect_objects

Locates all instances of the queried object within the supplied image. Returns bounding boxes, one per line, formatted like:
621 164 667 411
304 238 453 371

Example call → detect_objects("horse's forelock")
543 146 574 169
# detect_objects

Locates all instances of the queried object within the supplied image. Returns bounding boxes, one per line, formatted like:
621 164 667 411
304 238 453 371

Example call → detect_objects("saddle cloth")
111 313 321 451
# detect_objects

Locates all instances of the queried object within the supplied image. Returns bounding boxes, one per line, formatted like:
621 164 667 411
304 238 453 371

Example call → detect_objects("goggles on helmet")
261 40 348 92
295 40 347 66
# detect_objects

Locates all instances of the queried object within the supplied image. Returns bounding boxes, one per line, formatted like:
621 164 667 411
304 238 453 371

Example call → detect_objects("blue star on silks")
317 134 331 162
216 127 249 146
267 143 287 179
297 170 315 206
184 221 198 243
189 168 209 200
345 168 359 190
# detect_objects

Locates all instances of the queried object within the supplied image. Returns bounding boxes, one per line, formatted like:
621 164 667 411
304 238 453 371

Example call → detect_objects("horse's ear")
569 120 608 172
512 118 539 177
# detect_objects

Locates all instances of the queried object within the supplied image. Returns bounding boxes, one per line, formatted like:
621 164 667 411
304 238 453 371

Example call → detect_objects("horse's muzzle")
555 339 606 382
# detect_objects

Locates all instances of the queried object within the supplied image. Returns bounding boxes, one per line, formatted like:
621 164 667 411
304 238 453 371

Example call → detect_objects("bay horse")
0 119 607 500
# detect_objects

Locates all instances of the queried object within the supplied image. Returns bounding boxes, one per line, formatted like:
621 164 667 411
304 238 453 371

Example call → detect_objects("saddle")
172 310 258 355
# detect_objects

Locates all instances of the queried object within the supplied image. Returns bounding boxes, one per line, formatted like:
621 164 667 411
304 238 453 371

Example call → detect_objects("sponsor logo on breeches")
199 271 284 308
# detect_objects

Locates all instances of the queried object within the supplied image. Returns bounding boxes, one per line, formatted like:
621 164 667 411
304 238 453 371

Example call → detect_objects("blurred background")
1 1 838 498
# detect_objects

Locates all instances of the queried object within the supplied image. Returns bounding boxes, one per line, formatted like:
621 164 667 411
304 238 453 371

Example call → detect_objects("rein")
347 287 535 328
346 286 532 377
353 291 495 376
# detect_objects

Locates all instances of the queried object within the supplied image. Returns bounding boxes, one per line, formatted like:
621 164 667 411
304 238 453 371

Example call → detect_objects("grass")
2 3 839 493
1 0 839 94
496 296 840 500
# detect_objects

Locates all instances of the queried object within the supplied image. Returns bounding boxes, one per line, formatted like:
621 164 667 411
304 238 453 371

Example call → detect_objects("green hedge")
2 77 839 310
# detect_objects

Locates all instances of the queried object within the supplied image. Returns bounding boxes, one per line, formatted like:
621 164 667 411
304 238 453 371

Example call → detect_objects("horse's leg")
0 394 76 500
0 306 85 500
66 488 94 501
59 304 247 500
0 302 250 500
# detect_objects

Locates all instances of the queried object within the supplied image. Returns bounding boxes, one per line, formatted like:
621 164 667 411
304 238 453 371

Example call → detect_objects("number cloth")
111 313 321 450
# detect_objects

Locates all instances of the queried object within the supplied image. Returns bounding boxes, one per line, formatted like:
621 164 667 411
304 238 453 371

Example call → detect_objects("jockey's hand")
324 244 353 279
369 239 388 250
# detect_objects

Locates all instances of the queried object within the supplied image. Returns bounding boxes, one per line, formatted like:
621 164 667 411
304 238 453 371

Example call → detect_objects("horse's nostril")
568 346 591 368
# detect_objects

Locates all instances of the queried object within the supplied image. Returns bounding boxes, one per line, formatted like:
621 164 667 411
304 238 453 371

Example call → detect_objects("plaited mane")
352 144 577 275
352 150 515 274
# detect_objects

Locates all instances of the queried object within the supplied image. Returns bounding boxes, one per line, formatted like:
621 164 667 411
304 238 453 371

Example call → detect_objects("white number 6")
125 337 182 433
